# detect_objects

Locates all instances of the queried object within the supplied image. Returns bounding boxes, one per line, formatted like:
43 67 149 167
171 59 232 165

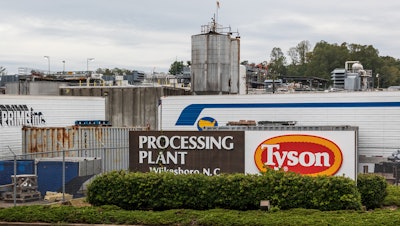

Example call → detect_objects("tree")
296 40 311 65
240 60 249 65
269 47 287 76
96 68 131 76
381 66 400 88
379 56 400 88
305 41 349 79
169 61 184 75
286 41 311 77
347 44 382 74
288 47 299 66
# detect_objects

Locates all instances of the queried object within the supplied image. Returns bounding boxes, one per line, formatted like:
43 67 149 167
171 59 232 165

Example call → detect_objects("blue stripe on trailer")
175 102 400 126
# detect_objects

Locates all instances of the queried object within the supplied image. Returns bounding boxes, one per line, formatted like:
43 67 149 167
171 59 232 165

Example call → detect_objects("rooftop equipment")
331 61 372 91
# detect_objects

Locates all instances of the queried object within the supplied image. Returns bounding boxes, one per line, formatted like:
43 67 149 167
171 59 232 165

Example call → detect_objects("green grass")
0 205 400 226
0 184 399 225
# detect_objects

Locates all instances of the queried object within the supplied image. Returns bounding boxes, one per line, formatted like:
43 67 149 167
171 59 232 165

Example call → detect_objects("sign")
245 130 357 179
129 131 245 175
0 104 46 127
253 134 343 176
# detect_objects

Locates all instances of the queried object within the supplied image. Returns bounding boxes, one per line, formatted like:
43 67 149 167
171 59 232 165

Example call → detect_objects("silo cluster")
191 20 240 94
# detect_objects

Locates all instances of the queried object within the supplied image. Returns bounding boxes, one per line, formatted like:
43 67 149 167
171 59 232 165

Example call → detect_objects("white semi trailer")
0 95 105 157
159 91 400 158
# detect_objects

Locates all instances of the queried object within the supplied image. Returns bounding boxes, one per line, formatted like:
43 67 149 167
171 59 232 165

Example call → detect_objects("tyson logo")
254 134 343 176
197 117 218 131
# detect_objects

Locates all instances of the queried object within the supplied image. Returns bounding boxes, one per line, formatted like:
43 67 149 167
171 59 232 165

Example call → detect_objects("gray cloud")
1 0 400 74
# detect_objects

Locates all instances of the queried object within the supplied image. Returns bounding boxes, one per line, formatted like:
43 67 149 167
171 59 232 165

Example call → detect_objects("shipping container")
35 157 101 196
22 126 148 172
0 95 105 157
0 160 34 185
159 91 400 158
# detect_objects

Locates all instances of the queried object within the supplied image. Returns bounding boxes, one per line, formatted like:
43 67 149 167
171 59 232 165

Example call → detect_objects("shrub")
357 173 388 209
87 170 362 211
383 184 400 206
261 170 361 211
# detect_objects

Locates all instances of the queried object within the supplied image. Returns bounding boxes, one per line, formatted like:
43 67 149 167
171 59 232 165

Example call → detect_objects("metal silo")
191 19 240 94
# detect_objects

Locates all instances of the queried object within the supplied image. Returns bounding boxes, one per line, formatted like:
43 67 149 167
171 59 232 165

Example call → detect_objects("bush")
261 170 361 211
87 170 362 211
383 184 400 206
357 173 388 209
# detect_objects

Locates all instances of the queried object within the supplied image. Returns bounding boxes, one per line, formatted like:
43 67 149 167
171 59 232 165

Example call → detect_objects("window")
363 165 369 174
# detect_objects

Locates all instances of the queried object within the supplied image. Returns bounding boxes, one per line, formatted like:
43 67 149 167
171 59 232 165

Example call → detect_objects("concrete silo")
191 18 240 94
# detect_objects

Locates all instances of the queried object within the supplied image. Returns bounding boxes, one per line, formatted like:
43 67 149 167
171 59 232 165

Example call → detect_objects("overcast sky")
1 0 400 75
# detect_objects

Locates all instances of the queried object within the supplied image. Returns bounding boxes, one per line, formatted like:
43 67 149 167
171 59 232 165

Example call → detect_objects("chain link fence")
0 145 129 207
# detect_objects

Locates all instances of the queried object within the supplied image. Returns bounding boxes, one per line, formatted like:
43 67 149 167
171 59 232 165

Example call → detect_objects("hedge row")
87 170 379 211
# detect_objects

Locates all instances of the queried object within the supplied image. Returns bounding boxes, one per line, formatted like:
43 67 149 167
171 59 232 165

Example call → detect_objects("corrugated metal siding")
0 95 105 157
22 126 148 172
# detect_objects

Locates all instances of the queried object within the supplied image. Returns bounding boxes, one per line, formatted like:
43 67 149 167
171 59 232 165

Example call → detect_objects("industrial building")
331 61 373 91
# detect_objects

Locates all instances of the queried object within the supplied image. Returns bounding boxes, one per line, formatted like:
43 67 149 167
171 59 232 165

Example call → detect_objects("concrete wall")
6 81 67 95
59 86 190 129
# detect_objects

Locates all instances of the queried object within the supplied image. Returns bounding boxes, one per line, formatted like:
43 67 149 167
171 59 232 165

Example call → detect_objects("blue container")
37 161 79 196
0 160 35 185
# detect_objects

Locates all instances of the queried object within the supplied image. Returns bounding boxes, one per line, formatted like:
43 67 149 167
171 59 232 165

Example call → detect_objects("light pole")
62 60 65 74
152 67 156 87
87 58 95 75
44 56 50 76
376 74 380 89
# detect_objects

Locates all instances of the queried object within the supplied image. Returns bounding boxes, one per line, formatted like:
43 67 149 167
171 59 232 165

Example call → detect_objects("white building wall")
0 95 105 156
159 91 400 158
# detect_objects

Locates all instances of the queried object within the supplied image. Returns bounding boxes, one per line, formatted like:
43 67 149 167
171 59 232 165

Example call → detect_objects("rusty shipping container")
22 126 148 172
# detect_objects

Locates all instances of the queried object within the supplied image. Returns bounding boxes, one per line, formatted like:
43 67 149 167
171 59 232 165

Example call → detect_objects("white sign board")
244 130 357 180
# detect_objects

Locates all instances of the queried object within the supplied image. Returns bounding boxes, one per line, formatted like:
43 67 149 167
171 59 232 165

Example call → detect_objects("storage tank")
352 62 363 71
191 18 240 94
239 65 247 94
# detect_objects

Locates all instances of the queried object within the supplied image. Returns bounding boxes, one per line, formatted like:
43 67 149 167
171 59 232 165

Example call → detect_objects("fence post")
101 142 106 174
57 142 66 202
62 149 65 202
7 146 17 207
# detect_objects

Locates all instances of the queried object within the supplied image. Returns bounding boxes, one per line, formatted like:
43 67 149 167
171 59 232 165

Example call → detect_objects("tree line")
244 40 400 88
